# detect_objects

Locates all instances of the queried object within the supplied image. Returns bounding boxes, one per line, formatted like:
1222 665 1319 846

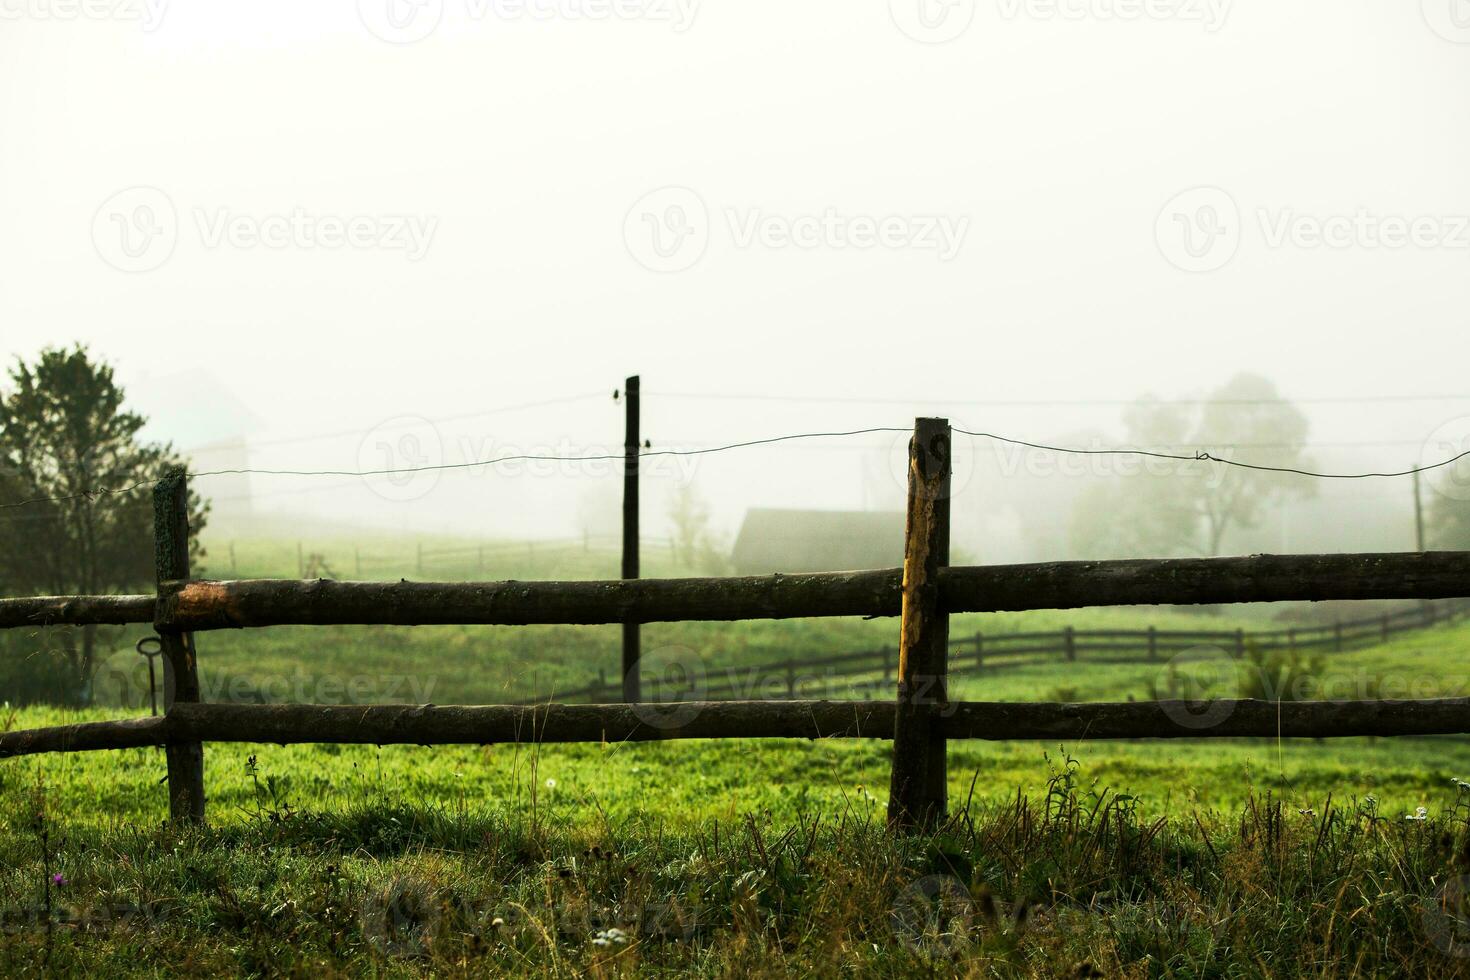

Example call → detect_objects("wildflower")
545 778 557 790
51 873 65 887
1406 807 1430 822
592 927 629 947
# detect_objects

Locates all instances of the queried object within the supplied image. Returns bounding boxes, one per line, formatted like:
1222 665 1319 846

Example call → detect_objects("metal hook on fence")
135 636 163 717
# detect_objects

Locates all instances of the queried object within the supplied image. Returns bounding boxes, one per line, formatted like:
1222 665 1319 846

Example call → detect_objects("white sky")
2 1 1468 549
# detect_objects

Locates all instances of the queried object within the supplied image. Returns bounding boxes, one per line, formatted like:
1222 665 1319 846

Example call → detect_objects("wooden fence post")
888 417 951 833
154 470 205 825
621 375 642 703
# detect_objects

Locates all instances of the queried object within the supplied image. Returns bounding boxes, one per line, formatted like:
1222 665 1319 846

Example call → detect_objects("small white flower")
545 778 557 790
1406 807 1429 822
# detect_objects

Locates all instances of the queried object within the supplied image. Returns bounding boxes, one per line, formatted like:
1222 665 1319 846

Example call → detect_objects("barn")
729 508 904 575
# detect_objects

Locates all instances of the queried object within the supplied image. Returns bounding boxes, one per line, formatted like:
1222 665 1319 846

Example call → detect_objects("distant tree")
0 345 206 701
667 481 711 570
1427 495 1470 550
1071 374 1314 557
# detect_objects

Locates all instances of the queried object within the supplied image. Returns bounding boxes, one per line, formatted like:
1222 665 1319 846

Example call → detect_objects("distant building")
129 370 263 522
730 508 904 575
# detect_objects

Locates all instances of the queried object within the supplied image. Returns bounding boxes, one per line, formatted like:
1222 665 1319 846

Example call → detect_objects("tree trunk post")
622 375 642 703
154 470 205 825
888 417 952 833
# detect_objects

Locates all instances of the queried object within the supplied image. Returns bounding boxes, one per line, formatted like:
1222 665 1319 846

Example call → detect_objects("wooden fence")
2 418 1470 831
511 599 1470 705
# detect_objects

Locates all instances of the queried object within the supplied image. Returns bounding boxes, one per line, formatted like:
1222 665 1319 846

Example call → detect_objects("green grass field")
6 535 1470 974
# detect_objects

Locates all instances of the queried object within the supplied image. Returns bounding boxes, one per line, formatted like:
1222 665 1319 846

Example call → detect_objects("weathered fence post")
621 375 642 703
888 417 951 833
154 470 205 825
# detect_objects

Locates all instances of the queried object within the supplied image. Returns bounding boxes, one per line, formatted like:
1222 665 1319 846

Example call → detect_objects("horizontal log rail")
0 594 155 630
3 553 1465 633
146 552 1470 630
7 696 1470 759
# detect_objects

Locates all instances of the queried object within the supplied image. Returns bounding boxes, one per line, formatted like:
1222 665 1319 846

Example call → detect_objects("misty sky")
3 2 1468 547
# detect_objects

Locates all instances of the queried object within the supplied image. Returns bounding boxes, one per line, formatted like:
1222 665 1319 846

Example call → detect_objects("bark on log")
0 716 168 756
154 552 1470 630
165 700 894 744
156 571 904 629
0 595 155 630
941 552 1470 613
6 697 1470 757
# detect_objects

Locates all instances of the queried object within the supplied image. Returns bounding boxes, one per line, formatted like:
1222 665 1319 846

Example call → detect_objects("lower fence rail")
6 696 1470 759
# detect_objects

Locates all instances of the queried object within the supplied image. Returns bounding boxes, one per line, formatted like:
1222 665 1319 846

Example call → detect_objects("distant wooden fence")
3 418 1470 832
257 535 680 579
513 599 1470 704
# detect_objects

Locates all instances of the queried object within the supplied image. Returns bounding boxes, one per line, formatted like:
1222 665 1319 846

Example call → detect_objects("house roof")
730 508 904 574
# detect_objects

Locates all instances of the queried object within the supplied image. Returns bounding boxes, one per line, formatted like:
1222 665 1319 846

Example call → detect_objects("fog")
3 2 1468 561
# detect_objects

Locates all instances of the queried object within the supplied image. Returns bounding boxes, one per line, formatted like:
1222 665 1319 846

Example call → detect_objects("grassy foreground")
6 749 1470 977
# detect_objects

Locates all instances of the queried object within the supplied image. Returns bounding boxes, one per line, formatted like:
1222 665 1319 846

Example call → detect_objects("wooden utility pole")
154 470 206 824
1413 468 1426 552
621 376 641 703
888 417 952 832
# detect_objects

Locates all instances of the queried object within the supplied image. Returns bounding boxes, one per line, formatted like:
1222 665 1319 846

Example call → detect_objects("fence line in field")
511 599 1470 705
2 418 1469 832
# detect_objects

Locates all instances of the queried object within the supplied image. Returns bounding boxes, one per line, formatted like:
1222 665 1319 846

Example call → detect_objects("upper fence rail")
2 551 1469 632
